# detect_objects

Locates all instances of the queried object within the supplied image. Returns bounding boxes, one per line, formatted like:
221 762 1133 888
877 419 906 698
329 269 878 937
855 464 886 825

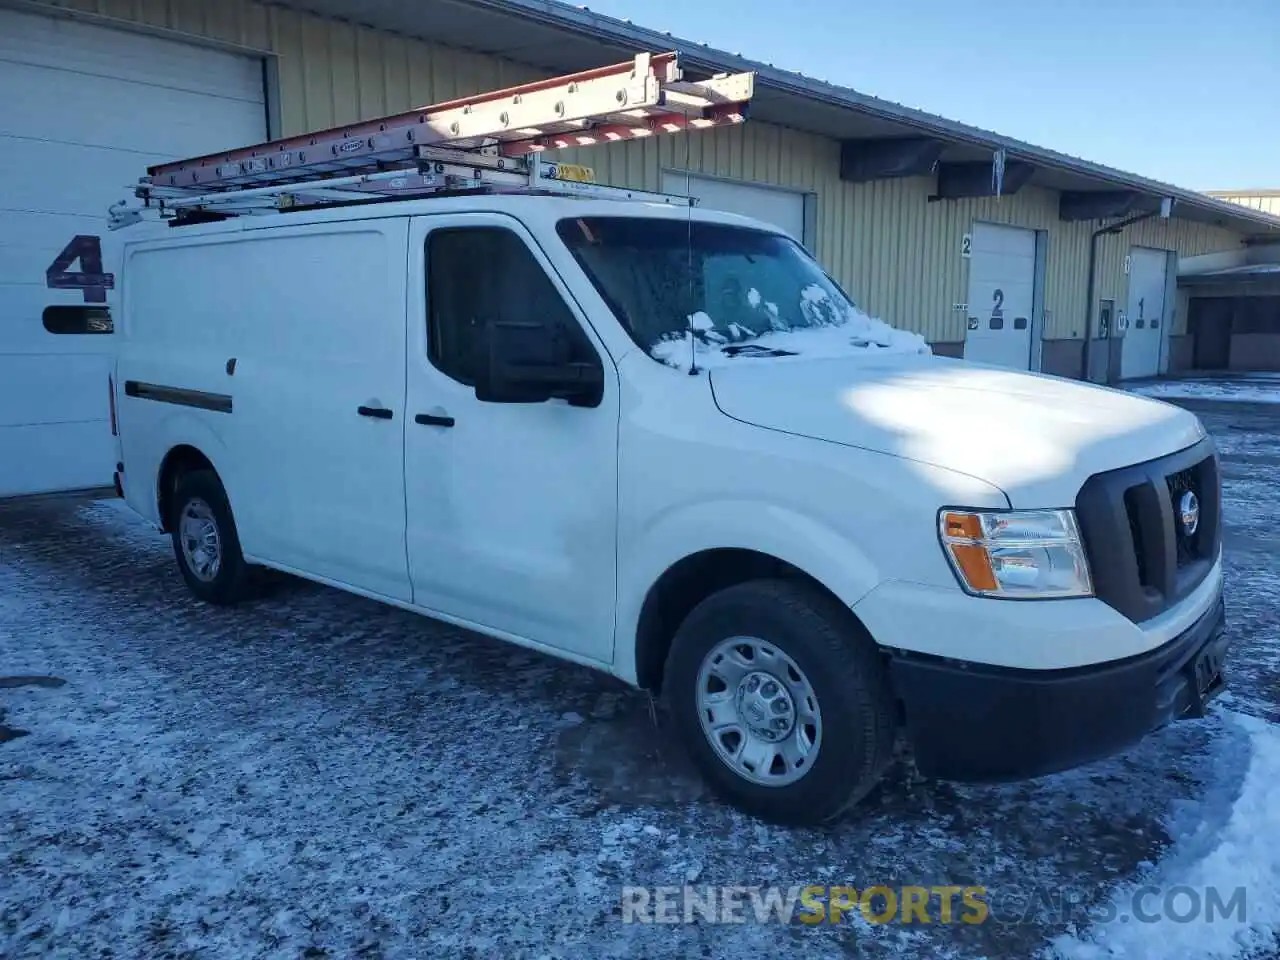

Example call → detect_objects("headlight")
938 508 1093 599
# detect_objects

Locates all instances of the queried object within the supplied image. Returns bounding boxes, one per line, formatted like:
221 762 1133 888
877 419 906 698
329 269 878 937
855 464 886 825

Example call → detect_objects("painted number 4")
46 235 115 303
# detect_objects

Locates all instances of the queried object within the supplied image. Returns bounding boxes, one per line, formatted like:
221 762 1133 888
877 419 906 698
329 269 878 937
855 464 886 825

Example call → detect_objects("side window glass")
426 226 592 385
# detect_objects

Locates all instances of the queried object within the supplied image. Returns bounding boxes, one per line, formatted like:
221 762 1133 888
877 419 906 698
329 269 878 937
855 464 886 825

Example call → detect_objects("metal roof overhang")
1179 264 1280 293
273 0 1280 238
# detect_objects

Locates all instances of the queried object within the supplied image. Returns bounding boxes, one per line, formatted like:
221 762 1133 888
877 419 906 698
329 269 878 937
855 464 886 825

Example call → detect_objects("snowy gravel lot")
1126 373 1280 407
2 391 1279 959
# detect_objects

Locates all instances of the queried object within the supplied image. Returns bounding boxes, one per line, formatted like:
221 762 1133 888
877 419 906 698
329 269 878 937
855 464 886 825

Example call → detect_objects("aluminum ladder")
110 51 755 228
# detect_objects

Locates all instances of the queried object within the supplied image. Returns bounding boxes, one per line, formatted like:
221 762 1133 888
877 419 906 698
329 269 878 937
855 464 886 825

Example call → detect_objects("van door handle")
415 413 455 428
358 406 393 420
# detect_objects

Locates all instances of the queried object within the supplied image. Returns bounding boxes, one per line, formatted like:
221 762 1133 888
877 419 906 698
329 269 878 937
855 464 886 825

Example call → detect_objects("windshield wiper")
720 343 798 358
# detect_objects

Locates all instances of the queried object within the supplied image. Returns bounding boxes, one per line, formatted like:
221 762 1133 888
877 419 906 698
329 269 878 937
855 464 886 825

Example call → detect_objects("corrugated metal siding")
831 180 1072 344
1211 193 1280 217
40 0 1249 346
1094 217 1242 336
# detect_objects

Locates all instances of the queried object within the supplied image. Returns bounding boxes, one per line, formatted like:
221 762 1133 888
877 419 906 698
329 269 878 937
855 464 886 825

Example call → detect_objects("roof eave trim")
459 0 1280 234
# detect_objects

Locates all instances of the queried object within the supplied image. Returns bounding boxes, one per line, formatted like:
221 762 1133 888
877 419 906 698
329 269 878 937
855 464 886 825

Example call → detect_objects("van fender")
612 498 881 684
144 412 234 526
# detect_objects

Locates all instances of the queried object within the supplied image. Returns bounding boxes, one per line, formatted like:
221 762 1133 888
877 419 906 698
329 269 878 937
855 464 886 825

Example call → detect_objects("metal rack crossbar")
110 51 755 229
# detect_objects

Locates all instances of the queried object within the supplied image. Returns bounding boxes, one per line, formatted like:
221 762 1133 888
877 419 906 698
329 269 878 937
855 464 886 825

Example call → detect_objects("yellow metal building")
11 0 1280 380
1207 191 1280 217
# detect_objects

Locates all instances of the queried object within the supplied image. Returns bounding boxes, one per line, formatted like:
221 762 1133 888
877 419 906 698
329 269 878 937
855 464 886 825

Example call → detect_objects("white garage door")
0 9 266 497
963 222 1037 370
661 171 807 245
1121 247 1169 380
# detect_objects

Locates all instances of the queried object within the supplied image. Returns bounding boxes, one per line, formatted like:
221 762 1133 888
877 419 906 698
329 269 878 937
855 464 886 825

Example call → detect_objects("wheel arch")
156 444 219 532
631 547 876 694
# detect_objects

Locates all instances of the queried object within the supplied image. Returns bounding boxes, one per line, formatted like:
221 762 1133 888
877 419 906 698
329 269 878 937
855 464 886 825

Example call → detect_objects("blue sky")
577 0 1278 190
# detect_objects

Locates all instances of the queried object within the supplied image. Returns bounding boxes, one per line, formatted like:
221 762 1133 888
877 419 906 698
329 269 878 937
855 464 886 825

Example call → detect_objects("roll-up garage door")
963 222 1037 370
661 172 808 246
1121 247 1170 380
0 8 266 497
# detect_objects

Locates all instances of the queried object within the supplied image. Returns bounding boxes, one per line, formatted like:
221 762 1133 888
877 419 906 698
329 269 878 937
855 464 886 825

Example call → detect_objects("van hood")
709 354 1207 507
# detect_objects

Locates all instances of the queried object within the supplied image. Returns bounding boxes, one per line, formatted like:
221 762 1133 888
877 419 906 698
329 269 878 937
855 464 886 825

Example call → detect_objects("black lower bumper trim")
889 595 1228 782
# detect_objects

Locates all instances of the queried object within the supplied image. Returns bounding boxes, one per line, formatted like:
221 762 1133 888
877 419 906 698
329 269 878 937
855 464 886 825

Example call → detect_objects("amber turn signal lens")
946 543 998 592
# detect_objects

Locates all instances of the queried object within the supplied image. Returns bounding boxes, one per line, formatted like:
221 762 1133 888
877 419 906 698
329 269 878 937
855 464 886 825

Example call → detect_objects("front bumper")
889 594 1229 782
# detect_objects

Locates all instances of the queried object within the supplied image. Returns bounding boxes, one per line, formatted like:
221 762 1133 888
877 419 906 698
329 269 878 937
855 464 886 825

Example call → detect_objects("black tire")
169 469 254 606
664 578 896 825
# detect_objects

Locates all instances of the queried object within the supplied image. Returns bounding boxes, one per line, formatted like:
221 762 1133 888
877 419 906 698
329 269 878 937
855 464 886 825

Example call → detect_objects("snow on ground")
1049 713 1280 960
1 388 1279 959
1125 375 1280 406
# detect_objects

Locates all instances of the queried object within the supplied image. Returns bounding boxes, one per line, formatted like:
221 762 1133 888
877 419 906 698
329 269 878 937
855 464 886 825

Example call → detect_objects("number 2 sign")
46 235 115 303
989 288 1005 329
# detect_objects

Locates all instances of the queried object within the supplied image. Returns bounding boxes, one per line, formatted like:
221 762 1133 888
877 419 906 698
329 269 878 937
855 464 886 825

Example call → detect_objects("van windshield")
555 216 927 368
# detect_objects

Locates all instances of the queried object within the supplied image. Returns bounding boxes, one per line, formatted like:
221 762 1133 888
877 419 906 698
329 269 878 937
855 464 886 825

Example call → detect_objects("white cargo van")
105 55 1228 824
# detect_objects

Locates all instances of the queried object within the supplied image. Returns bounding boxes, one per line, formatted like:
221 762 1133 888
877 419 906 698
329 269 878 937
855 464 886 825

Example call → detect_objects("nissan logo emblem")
1179 490 1200 537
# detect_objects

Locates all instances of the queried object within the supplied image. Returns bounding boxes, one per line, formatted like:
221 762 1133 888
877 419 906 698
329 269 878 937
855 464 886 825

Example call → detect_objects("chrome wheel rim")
179 498 222 583
695 636 822 787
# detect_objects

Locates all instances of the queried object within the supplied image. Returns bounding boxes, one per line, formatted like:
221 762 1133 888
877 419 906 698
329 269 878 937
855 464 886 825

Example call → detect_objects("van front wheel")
170 469 253 605
664 579 896 824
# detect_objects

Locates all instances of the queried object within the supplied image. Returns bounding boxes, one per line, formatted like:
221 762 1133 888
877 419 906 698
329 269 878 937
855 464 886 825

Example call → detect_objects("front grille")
1123 487 1151 587
1076 437 1221 624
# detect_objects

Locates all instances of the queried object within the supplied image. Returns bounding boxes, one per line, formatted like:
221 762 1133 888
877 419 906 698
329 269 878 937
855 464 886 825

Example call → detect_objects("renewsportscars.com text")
620 884 1248 927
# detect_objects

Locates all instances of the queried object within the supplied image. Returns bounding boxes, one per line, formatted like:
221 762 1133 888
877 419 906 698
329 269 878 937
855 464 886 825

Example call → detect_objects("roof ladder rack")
111 52 754 228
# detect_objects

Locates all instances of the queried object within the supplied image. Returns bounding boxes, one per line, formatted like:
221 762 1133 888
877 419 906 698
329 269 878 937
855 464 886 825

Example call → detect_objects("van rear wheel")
664 579 896 825
170 469 253 605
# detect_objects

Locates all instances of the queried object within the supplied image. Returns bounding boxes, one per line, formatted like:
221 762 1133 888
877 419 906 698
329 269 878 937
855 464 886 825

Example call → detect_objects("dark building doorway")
1182 293 1280 372
1189 298 1233 370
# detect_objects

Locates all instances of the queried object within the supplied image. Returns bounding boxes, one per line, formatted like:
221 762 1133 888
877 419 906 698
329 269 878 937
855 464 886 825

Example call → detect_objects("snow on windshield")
556 216 930 370
650 283 930 370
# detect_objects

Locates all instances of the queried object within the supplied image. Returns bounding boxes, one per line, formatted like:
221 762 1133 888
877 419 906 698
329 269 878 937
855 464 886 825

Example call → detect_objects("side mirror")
475 320 604 407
